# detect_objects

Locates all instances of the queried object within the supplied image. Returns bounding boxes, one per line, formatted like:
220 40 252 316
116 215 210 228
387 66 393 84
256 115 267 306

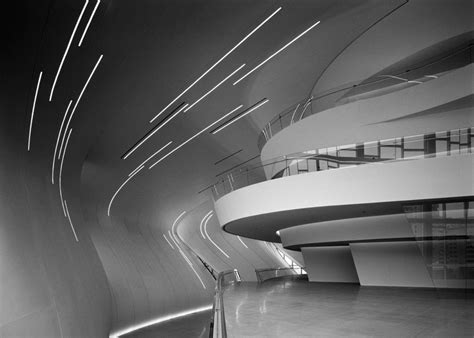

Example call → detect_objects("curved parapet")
215 154 473 242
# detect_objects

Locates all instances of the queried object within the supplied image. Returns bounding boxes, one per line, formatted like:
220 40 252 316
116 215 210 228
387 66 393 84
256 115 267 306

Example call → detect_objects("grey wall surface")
302 246 359 283
350 242 434 288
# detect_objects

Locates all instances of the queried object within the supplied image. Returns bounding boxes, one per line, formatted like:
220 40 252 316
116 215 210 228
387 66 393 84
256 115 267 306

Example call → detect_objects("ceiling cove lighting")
28 71 43 151
233 20 321 85
149 104 243 169
52 100 73 184
237 235 248 249
122 103 186 160
109 305 212 338
64 200 79 242
184 64 246 112
204 213 230 258
211 98 269 134
59 128 73 217
78 0 100 47
149 7 282 123
128 141 173 176
107 166 144 216
163 233 175 250
49 0 89 101
200 211 213 239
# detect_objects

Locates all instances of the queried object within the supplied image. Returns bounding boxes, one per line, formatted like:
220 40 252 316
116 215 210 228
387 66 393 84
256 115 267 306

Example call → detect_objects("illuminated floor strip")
149 7 281 123
59 129 73 216
28 71 43 151
64 200 79 242
78 0 100 47
233 20 321 85
199 211 213 239
107 166 144 216
49 0 89 101
237 235 248 249
163 233 175 250
149 104 243 168
184 64 245 112
52 100 72 184
109 304 212 338
204 213 230 258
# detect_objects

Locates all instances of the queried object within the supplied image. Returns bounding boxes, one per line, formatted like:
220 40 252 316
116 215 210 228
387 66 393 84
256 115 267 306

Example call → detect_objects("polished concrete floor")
223 278 474 337
123 309 211 338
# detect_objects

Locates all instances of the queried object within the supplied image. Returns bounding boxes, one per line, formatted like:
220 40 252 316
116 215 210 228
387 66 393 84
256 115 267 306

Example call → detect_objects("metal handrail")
255 267 306 283
210 269 241 338
208 127 473 200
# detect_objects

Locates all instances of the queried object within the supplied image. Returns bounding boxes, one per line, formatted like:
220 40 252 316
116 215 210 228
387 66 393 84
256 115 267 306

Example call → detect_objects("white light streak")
204 213 229 258
237 235 248 249
150 7 282 123
425 75 438 79
69 54 103 117
64 200 79 242
59 54 103 159
78 0 100 47
109 305 213 338
233 20 321 85
128 165 144 177
163 233 175 250
128 141 172 176
184 64 245 112
52 100 72 184
28 71 43 151
171 211 187 241
107 166 144 216
200 211 213 239
211 99 269 134
123 105 186 160
49 0 89 101
290 103 300 124
59 129 73 217
149 105 243 168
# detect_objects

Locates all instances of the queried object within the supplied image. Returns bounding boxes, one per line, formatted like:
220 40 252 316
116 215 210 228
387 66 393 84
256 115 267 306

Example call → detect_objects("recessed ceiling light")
149 104 243 168
59 128 73 217
64 200 79 242
184 64 245 112
211 98 269 134
28 71 43 151
122 104 186 160
149 7 282 123
107 165 144 216
78 0 100 47
52 100 73 184
49 0 89 101
233 20 321 85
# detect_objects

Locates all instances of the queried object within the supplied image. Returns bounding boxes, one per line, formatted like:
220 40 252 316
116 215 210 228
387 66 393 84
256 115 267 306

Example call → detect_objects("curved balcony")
257 40 473 150
210 127 473 200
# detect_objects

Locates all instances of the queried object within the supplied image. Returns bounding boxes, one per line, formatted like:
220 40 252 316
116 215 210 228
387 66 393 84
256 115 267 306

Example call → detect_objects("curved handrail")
255 267 307 283
257 43 473 150
209 127 473 200
210 269 241 338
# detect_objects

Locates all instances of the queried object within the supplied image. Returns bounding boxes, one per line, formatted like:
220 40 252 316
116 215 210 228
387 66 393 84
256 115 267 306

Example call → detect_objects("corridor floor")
223 279 474 337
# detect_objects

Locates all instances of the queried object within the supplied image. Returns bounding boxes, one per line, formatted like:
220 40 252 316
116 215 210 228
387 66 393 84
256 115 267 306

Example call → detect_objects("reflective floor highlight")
223 278 474 337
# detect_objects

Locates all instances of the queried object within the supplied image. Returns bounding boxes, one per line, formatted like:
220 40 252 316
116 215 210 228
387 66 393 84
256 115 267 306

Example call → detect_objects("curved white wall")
215 155 473 241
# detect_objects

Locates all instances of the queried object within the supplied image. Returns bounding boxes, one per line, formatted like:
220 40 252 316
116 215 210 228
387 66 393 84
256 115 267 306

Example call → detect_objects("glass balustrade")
210 127 473 200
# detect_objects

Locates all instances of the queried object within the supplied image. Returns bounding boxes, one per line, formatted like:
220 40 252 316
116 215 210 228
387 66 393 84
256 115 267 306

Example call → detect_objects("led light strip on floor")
149 7 281 123
109 305 213 338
